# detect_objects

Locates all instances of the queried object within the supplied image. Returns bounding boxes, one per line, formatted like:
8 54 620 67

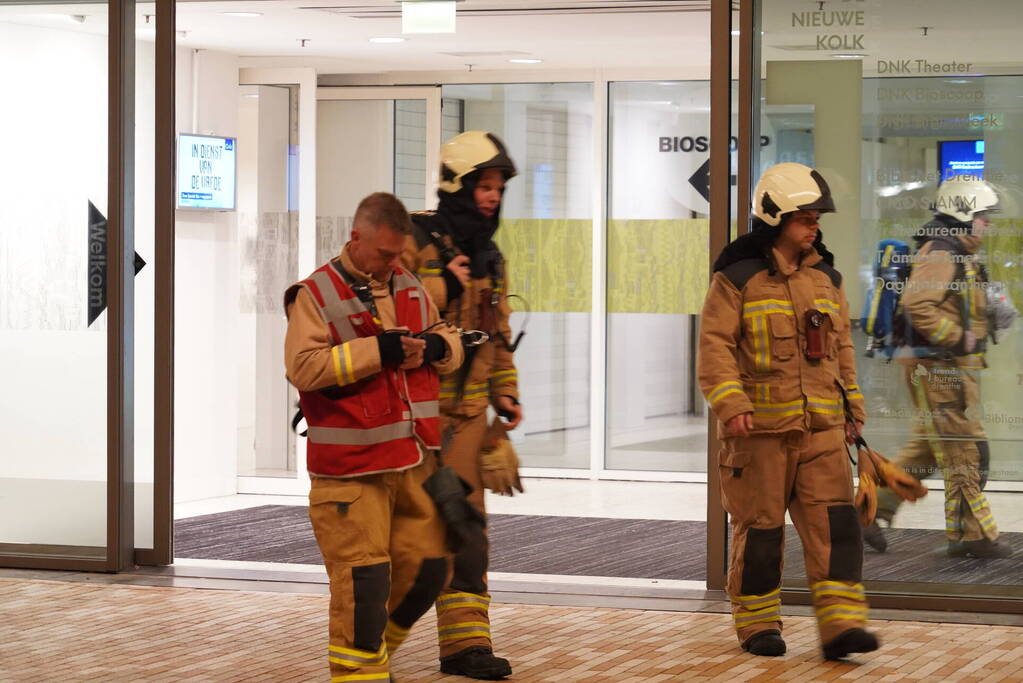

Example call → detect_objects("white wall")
175 48 242 502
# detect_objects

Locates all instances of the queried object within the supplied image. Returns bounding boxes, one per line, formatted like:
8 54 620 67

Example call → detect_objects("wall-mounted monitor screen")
176 133 237 210
938 139 984 182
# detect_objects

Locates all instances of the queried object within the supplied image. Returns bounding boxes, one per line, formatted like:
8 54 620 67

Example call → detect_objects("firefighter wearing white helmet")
401 130 522 680
864 176 1013 559
699 162 880 660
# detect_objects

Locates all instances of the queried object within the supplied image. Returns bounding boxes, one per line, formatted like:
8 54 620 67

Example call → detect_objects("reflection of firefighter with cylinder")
402 131 523 680
864 177 1015 559
698 163 881 660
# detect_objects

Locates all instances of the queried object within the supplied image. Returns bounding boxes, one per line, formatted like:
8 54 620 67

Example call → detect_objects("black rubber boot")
862 521 888 553
948 538 1014 558
742 629 786 656
440 647 512 680
822 628 880 660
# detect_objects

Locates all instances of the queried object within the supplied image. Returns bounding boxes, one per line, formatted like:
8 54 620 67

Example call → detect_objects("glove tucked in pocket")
423 465 486 552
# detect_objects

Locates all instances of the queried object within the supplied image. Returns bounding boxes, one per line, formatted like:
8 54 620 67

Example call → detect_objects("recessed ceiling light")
946 79 970 84
730 29 740 36
509 58 542 64
221 11 263 17
369 36 406 44
831 53 865 59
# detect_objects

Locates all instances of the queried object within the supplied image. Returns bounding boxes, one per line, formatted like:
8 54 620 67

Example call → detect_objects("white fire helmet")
438 131 517 194
752 162 836 227
934 176 1000 223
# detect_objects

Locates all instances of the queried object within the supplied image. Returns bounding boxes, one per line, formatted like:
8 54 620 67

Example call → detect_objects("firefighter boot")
440 647 512 680
822 628 880 660
948 538 1014 558
742 630 786 656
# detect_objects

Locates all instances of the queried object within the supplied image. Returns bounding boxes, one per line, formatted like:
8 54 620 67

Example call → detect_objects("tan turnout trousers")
877 359 997 542
308 457 448 682
434 412 494 659
720 428 869 646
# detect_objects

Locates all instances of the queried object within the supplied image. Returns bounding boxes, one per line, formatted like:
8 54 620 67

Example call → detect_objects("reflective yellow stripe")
865 247 892 335
752 400 804 418
733 612 782 627
913 381 946 467
752 314 770 372
930 318 953 343
743 299 795 316
385 620 410 653
438 621 491 632
417 267 442 276
819 611 868 625
807 396 844 415
341 342 355 384
437 592 491 605
814 588 866 601
816 604 869 618
329 643 387 659
734 588 781 605
331 345 346 386
709 381 744 405
812 581 865 599
439 631 491 642
491 369 517 382
437 600 490 613
814 298 841 316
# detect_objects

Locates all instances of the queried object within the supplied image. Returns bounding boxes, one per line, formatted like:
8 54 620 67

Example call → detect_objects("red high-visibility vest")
289 261 441 477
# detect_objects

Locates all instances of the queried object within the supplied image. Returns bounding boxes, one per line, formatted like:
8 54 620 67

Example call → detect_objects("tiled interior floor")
3 577 1023 682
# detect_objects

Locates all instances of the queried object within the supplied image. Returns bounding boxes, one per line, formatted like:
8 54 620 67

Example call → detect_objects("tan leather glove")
875 457 929 502
853 443 880 528
855 471 878 528
479 419 524 496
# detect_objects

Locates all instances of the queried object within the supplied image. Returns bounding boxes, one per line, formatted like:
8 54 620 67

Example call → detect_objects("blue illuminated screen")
938 139 984 182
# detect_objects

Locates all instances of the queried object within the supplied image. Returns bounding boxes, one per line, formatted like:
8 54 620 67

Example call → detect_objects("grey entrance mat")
174 506 1023 585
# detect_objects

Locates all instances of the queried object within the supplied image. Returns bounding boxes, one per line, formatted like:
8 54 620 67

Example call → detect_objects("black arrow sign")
87 201 147 326
687 158 738 203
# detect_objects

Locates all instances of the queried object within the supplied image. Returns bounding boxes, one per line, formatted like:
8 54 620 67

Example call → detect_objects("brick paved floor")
2 578 1023 682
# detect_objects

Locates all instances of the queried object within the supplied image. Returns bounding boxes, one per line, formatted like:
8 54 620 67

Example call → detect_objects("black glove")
377 332 406 368
422 465 486 552
422 333 447 365
441 267 465 301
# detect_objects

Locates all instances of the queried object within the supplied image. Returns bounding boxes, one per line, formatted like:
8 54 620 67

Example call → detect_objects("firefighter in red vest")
284 192 463 682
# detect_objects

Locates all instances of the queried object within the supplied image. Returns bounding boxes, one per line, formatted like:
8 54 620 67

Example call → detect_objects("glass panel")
135 14 156 548
606 81 711 473
0 5 109 560
236 85 298 478
442 83 594 469
316 99 404 264
760 0 1023 595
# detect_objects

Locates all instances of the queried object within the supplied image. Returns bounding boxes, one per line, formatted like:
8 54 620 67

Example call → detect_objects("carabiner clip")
460 329 490 347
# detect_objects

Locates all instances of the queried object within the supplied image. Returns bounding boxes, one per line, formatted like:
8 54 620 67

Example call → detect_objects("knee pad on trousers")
827 505 863 582
977 440 990 490
740 526 783 596
389 556 448 629
451 533 488 596
352 562 391 652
